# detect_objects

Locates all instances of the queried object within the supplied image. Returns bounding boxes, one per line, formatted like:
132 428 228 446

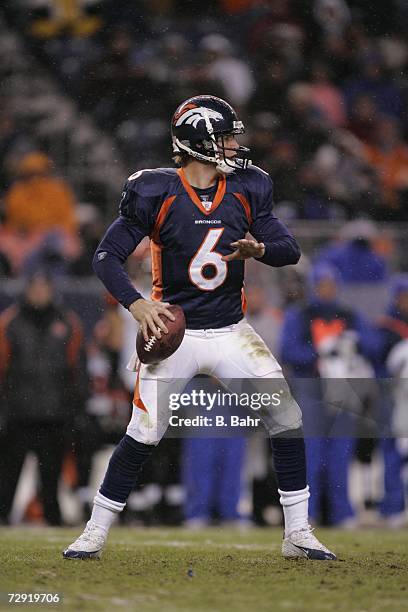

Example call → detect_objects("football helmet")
171 95 251 174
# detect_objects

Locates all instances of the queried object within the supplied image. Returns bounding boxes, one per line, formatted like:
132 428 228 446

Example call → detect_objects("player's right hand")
129 299 175 341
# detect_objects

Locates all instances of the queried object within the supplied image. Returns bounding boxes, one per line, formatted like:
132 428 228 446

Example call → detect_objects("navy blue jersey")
93 165 300 329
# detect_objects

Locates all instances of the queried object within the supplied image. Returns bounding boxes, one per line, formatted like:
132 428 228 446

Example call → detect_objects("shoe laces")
290 524 320 543
79 521 103 542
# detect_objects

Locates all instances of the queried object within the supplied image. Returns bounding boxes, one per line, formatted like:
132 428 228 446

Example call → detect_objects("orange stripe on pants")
133 363 148 412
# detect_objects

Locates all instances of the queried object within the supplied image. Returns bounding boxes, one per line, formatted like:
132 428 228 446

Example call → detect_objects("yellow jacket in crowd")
5 152 78 235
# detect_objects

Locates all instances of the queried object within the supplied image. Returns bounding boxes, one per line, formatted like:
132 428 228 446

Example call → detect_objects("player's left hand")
222 239 265 261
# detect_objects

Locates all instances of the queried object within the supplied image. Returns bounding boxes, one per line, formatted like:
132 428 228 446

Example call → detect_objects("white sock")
90 492 125 533
279 486 310 537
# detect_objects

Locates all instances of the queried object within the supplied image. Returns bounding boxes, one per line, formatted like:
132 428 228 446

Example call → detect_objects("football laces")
144 336 157 352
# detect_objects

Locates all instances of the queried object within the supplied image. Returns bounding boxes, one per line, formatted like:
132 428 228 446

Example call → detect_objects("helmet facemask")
212 132 251 174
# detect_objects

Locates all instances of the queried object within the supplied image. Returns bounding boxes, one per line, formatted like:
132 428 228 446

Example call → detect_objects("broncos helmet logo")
174 106 224 129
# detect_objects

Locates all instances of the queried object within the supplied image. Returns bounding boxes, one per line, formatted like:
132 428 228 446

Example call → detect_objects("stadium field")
0 527 406 612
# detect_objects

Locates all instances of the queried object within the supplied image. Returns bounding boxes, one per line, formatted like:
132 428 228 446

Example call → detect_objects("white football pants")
126 319 302 444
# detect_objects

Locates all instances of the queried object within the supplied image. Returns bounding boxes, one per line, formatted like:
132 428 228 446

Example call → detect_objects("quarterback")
64 95 336 560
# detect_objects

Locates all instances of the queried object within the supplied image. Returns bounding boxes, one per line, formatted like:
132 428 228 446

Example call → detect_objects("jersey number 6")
188 228 227 291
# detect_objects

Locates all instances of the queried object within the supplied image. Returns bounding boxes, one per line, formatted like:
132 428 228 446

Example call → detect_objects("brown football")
136 304 186 364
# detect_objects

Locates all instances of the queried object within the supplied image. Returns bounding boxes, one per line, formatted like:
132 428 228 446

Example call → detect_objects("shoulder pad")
231 164 273 193
126 168 178 197
246 164 270 178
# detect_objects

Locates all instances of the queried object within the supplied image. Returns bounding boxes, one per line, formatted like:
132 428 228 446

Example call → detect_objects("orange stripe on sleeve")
150 195 177 243
149 196 178 303
233 192 252 224
150 241 163 301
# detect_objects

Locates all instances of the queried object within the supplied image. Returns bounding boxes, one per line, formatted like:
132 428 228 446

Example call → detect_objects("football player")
64 95 336 560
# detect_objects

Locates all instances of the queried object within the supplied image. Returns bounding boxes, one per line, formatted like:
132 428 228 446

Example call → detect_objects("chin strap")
215 159 237 174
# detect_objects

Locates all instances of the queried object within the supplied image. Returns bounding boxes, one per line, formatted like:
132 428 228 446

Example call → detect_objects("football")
136 304 186 364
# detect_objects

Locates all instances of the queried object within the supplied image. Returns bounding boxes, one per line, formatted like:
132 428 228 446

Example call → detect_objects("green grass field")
0 527 407 612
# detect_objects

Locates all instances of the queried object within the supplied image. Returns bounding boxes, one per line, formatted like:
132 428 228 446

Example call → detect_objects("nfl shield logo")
201 195 213 211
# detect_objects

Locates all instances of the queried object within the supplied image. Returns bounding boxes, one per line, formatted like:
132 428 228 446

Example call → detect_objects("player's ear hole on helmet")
202 140 214 151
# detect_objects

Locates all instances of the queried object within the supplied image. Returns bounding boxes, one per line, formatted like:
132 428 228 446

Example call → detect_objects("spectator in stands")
312 130 382 218
318 30 355 84
267 137 303 207
315 219 388 283
0 111 34 195
198 34 255 108
0 270 87 525
183 435 246 527
375 275 408 527
4 151 78 236
282 83 328 161
22 231 71 278
308 60 346 128
297 161 334 219
246 112 278 173
347 94 378 144
364 115 408 216
25 0 103 39
246 0 304 70
69 212 106 277
246 284 283 355
313 0 350 37
145 33 193 117
182 377 246 527
343 51 404 122
79 27 157 127
280 263 378 526
250 60 291 117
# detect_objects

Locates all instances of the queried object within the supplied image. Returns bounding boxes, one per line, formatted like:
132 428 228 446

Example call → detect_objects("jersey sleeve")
247 167 301 267
93 174 163 309
119 177 159 233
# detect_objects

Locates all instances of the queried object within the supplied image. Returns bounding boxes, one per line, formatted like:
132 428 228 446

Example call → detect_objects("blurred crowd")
1 0 408 222
0 0 408 277
0 0 408 528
